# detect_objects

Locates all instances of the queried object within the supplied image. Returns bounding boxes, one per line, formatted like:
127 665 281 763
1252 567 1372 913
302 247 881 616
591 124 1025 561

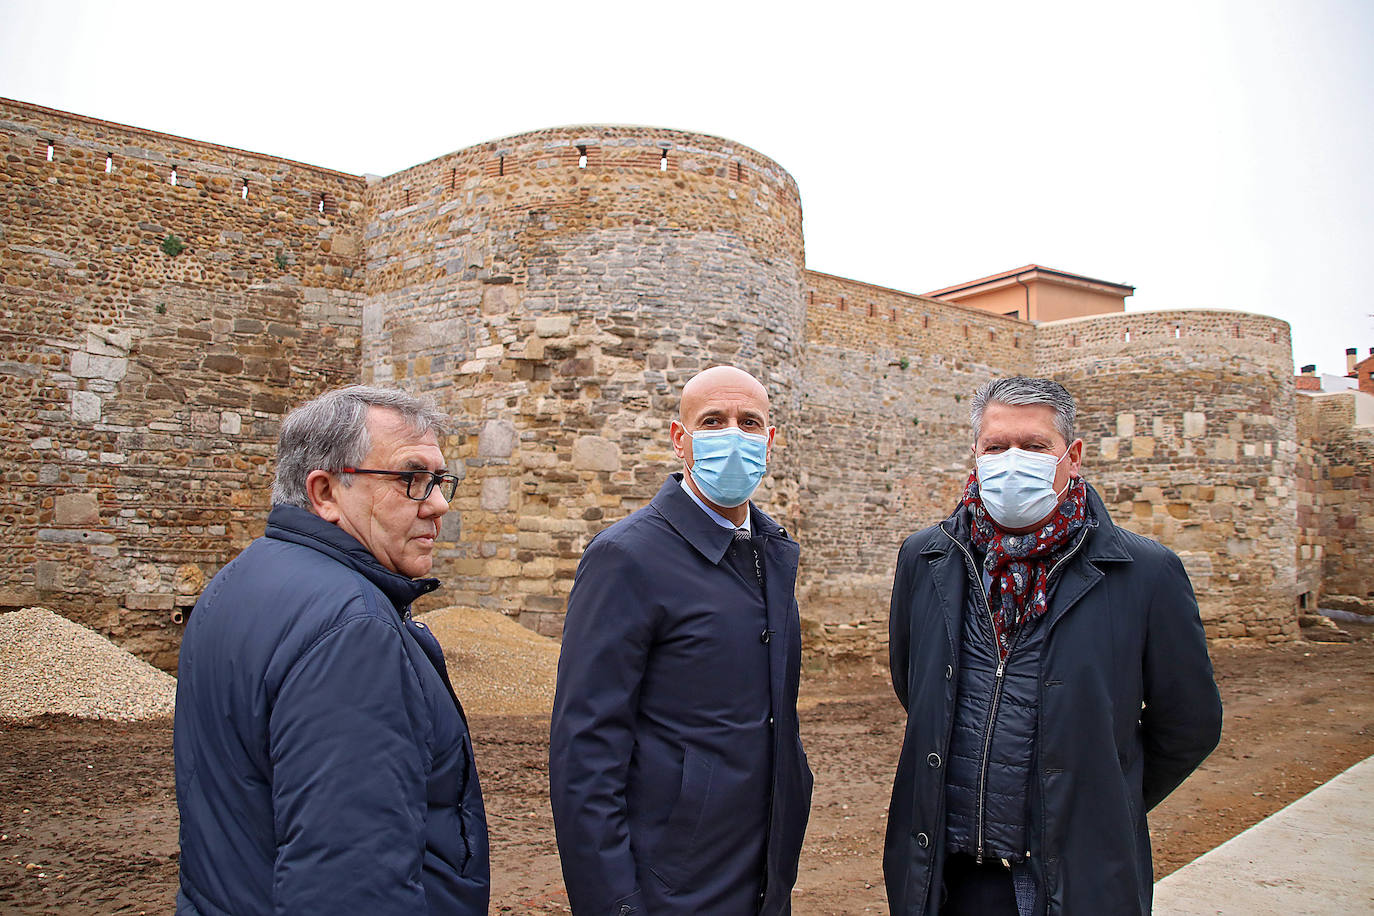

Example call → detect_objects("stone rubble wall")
360 126 805 634
796 271 1032 621
0 99 365 668
1035 310 1300 644
4 97 1350 663
1296 393 1374 612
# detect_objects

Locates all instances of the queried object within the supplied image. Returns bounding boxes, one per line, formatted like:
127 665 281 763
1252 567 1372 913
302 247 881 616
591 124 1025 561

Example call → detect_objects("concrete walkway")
1153 755 1374 914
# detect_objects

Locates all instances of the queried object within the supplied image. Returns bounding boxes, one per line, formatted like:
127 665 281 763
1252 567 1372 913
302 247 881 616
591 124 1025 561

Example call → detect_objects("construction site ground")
2 618 1371 914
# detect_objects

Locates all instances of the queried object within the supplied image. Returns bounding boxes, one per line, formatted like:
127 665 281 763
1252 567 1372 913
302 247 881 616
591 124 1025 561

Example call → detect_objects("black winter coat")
885 486 1222 915
550 475 813 915
174 505 489 916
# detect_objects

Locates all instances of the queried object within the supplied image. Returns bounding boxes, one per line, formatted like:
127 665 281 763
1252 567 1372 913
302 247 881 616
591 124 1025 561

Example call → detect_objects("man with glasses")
174 386 488 916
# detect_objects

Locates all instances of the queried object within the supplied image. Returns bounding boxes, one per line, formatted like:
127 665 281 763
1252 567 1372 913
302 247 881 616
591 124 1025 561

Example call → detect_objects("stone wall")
6 96 1348 663
796 271 1031 620
1296 392 1374 611
360 126 805 634
0 99 365 667
1035 310 1300 643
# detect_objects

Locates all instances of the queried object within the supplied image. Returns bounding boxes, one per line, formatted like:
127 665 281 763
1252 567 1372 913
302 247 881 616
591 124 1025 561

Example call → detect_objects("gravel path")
0 607 177 722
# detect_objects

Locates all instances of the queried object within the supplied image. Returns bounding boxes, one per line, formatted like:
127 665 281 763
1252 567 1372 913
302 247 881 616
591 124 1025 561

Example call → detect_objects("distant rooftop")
923 264 1134 324
924 264 1135 300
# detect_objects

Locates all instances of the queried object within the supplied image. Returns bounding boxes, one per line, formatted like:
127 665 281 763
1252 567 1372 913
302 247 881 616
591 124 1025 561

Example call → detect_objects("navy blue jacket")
174 505 489 916
550 475 813 915
885 485 1222 915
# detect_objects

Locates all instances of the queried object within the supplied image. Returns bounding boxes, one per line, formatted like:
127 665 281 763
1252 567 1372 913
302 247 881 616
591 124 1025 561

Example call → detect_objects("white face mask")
975 447 1071 529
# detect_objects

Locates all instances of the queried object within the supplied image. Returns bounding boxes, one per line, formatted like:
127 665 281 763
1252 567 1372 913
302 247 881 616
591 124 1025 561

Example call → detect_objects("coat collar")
264 504 440 612
650 473 789 565
923 481 1132 564
917 482 1130 651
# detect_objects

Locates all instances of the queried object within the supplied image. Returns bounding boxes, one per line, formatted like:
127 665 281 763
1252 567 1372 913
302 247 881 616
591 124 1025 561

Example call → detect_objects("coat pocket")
650 746 715 889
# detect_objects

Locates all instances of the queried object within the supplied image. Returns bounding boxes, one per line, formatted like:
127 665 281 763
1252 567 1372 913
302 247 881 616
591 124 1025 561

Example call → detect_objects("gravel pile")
0 607 177 722
416 606 560 718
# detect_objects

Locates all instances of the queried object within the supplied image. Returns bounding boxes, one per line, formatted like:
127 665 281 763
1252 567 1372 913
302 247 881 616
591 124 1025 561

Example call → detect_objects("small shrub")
274 251 289 270
899 356 910 370
160 234 187 257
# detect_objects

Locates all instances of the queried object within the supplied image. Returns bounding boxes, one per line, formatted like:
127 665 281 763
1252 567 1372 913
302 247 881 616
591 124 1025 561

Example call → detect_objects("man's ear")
670 419 688 461
765 426 776 463
1066 437 1085 477
305 469 342 523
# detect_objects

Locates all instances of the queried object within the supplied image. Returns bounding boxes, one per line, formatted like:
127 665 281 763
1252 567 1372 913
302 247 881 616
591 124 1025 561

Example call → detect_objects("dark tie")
728 527 763 590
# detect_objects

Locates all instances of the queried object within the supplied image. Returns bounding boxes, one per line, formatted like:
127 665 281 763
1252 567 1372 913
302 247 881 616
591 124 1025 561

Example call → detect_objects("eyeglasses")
339 467 461 501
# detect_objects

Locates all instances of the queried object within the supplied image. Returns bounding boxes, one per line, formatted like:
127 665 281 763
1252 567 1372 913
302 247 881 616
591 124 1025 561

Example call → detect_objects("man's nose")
420 482 450 516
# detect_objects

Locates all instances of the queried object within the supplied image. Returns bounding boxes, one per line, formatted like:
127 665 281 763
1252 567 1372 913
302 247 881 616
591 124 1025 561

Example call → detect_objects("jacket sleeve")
1140 548 1224 810
268 612 431 915
549 536 653 915
889 536 919 711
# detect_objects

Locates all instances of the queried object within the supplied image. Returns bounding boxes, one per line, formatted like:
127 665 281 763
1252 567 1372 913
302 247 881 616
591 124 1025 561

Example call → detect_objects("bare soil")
2 632 1371 915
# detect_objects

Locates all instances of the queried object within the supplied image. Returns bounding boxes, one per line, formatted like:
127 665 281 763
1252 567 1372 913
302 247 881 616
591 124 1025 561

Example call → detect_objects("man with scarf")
884 376 1222 916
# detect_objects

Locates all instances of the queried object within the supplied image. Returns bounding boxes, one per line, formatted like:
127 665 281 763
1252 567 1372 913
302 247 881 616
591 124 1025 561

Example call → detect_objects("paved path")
1154 755 1374 914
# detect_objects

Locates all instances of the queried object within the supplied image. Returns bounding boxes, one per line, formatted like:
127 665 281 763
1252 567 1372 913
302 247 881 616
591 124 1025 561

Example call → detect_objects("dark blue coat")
550 475 813 915
174 505 489 916
885 486 1222 915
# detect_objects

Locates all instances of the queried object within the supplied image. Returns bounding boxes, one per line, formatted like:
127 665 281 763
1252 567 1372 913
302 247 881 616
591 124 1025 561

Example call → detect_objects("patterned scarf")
959 470 1089 660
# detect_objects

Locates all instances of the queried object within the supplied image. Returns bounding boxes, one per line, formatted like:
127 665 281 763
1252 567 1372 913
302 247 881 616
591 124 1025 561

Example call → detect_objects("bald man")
550 366 813 916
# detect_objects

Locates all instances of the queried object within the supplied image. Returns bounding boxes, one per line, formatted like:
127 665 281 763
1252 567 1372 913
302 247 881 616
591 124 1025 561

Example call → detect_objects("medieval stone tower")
360 126 806 634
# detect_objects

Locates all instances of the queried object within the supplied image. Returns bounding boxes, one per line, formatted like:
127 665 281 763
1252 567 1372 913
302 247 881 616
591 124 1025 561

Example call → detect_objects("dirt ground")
3 629 1372 915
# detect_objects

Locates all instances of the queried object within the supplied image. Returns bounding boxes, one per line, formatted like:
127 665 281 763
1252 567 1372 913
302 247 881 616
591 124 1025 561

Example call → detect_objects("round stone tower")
362 126 806 633
1036 309 1300 643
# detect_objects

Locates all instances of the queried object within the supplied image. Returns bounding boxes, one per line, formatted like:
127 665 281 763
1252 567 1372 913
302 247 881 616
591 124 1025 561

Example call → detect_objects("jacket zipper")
942 525 1088 864
758 532 776 909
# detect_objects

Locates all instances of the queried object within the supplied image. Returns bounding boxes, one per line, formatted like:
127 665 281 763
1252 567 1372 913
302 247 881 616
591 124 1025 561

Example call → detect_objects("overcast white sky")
3 0 1370 375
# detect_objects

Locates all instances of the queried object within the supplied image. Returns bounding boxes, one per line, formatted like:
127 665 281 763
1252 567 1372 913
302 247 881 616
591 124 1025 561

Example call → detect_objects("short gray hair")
969 376 1076 446
271 386 447 509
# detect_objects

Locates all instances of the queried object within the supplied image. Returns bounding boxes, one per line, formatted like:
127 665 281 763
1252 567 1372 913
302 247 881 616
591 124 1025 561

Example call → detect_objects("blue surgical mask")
975 447 1070 529
686 427 769 508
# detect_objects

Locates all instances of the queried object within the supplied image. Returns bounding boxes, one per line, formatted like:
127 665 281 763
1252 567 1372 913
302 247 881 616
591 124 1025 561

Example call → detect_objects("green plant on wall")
160 234 187 257
899 356 911 370
274 251 289 270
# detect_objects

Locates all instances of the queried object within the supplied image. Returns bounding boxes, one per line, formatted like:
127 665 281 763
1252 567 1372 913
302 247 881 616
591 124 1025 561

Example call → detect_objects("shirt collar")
679 474 751 534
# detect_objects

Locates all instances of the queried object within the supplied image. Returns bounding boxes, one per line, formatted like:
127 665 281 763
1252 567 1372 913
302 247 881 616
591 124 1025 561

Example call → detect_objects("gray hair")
271 386 447 509
969 376 1076 446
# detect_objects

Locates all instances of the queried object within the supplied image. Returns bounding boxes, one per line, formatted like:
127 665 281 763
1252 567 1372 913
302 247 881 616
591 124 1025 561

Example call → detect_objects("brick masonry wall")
797 272 1032 620
1295 393 1374 610
0 99 365 667
360 127 805 634
1035 310 1300 643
